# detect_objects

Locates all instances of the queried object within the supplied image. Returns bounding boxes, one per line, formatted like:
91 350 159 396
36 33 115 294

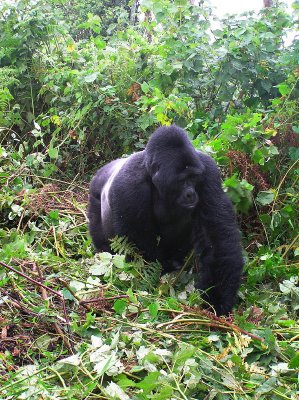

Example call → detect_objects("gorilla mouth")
182 201 198 209
186 204 197 209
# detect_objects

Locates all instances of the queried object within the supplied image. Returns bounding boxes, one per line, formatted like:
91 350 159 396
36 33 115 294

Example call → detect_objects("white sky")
209 0 296 45
210 0 294 16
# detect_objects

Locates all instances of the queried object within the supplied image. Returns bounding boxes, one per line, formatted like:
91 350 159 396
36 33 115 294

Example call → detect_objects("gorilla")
88 125 244 315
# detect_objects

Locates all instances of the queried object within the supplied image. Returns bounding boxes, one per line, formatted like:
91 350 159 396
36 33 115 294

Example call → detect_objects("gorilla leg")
210 259 242 316
196 246 219 310
194 223 241 316
197 245 241 316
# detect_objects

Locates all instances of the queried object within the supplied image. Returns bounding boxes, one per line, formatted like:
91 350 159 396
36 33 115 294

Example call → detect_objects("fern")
0 88 13 112
138 260 162 291
111 236 139 259
0 67 19 88
111 236 162 291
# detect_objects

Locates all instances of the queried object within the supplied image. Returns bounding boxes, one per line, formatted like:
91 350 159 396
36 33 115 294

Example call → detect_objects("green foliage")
0 0 297 170
224 175 253 213
0 0 298 398
110 236 163 291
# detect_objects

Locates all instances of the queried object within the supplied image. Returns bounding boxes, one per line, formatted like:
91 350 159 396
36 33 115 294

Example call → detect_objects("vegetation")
0 0 298 398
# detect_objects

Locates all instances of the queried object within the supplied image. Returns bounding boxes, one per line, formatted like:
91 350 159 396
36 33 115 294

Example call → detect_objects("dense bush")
1 0 297 246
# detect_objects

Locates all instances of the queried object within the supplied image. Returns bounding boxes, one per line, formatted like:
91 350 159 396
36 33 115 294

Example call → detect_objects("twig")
80 294 129 305
270 159 299 214
290 334 299 343
0 261 61 296
0 335 31 341
0 260 74 352
204 312 264 341
57 279 83 302
172 250 195 286
19 173 88 191
35 263 74 352
158 307 264 341
6 298 39 316
282 233 299 259
158 317 263 341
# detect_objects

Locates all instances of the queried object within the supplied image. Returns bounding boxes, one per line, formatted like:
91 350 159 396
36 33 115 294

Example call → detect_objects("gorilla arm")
196 153 244 316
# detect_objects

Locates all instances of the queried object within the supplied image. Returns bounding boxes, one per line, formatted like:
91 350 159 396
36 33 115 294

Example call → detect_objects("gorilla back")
88 125 244 316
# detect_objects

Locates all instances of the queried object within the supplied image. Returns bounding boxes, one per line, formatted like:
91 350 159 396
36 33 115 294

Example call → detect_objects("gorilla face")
150 159 203 210
176 177 199 209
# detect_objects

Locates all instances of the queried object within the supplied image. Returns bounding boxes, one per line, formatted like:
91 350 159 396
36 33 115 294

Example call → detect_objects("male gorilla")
88 125 244 315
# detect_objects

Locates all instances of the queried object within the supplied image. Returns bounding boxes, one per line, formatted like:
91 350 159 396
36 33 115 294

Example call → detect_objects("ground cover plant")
0 0 298 399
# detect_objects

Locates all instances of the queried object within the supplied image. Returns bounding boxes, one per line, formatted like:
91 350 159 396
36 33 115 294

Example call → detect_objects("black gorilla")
88 125 244 315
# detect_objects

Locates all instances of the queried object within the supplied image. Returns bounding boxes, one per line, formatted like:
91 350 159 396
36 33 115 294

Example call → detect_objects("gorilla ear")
146 161 159 177
151 162 159 176
148 162 162 188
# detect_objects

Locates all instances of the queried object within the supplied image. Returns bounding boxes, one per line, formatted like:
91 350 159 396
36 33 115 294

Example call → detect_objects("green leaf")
113 254 125 269
100 252 113 263
33 120 41 131
224 174 239 188
105 382 130 399
89 259 111 276
289 147 299 161
11 204 23 214
126 288 138 303
270 211 281 230
48 147 58 159
117 375 137 389
256 191 275 206
58 354 81 366
0 146 8 157
261 80 272 92
84 72 98 83
48 210 59 220
137 113 155 130
256 377 277 395
252 149 265 165
148 302 159 319
141 82 150 94
277 83 291 96
82 381 98 397
165 297 181 310
94 37 106 49
136 371 160 394
289 353 299 369
113 299 127 315
268 146 279 156
172 61 183 70
93 355 114 376
213 29 223 37
277 320 296 328
62 288 76 301
173 345 196 367
153 386 174 399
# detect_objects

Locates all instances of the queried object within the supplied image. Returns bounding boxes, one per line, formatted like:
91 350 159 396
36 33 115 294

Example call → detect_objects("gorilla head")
145 127 204 210
88 125 244 316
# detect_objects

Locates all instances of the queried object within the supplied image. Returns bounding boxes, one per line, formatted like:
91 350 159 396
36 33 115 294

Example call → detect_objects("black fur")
88 125 244 315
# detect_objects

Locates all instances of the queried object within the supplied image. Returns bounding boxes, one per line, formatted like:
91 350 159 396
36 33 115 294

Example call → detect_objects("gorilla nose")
185 189 196 203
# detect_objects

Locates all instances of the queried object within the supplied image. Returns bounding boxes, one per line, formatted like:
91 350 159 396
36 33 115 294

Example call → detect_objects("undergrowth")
0 168 298 399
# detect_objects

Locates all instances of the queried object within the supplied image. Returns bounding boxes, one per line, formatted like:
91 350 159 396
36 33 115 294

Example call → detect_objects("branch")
0 260 74 352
